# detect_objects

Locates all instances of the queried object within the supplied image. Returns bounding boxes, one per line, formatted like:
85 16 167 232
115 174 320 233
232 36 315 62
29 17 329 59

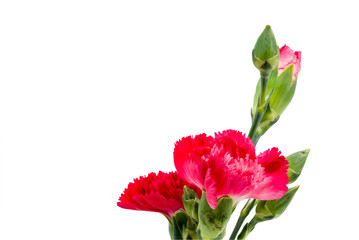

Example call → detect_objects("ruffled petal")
174 134 213 188
278 45 302 82
214 130 256 161
278 45 295 70
117 171 201 218
293 51 301 80
249 148 289 200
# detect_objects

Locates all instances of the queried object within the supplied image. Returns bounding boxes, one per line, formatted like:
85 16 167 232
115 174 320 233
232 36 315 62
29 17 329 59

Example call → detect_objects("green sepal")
182 186 200 221
254 186 300 222
287 149 310 184
198 191 233 240
171 215 182 240
270 64 297 115
171 210 197 240
255 106 280 137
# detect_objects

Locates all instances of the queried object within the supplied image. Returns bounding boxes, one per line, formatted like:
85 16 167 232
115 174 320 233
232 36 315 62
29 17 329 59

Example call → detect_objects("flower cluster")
117 25 306 240
118 130 288 214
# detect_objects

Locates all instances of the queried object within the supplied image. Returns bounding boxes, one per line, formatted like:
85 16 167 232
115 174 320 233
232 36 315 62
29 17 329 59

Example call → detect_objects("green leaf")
287 149 310 184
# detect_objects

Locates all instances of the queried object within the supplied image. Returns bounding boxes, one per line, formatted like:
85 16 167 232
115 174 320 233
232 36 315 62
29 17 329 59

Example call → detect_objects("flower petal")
174 134 213 188
214 130 256 161
249 148 289 200
117 171 201 218
278 45 302 82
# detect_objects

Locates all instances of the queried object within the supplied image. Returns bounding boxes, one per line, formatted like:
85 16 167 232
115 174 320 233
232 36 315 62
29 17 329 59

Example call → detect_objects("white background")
1 1 358 239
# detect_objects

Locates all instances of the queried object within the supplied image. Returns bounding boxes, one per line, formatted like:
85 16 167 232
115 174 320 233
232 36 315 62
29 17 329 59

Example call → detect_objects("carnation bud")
251 63 298 138
287 149 310 184
182 186 200 221
254 186 299 222
252 25 279 77
198 191 233 240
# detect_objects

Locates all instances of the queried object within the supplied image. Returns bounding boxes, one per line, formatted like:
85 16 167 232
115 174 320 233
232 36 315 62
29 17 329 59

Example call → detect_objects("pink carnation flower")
174 130 289 209
117 171 201 219
278 45 301 82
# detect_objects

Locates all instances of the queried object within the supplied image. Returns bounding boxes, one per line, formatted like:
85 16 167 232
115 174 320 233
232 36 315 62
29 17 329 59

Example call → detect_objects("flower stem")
247 112 261 142
248 76 268 142
259 76 268 109
236 219 258 240
196 230 203 240
228 199 256 240
229 76 268 239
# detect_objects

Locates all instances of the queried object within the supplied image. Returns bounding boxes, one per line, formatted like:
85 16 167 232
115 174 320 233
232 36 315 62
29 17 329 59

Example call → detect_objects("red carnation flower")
174 130 289 209
117 171 201 219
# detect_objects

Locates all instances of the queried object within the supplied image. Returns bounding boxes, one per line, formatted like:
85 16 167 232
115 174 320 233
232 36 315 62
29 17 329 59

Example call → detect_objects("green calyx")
170 210 197 240
252 64 297 116
198 192 233 240
251 63 298 139
182 186 200 221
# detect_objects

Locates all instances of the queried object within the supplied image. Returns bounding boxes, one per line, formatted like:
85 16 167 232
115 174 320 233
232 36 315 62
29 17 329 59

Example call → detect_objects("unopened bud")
252 25 279 77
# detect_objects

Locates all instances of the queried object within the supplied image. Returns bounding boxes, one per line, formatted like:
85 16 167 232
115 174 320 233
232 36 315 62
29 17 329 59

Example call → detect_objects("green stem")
259 76 268 108
228 199 256 240
236 219 258 240
248 76 268 141
249 133 260 146
196 230 203 240
229 75 268 240
247 112 261 141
